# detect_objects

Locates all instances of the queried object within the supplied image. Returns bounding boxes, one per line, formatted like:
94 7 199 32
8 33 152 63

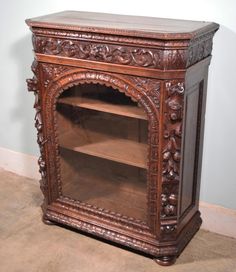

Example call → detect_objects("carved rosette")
26 60 48 208
160 80 185 239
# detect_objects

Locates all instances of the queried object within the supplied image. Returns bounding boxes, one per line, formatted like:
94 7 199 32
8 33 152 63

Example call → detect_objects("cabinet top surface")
26 10 219 40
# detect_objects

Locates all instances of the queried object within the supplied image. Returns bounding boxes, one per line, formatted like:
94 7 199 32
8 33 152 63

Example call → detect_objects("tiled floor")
0 168 235 272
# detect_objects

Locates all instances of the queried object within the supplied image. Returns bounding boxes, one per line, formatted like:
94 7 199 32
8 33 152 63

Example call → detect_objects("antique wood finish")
26 11 219 266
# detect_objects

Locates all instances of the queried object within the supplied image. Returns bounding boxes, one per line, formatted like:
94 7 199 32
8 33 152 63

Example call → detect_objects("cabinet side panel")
180 82 203 215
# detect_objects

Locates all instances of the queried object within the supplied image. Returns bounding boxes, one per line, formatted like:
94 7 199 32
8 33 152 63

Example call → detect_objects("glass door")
56 84 148 222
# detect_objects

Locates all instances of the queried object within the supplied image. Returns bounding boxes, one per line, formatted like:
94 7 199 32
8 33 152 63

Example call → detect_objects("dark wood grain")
26 11 219 266
26 10 219 40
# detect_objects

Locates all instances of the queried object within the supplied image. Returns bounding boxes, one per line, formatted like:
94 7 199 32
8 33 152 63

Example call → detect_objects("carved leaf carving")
160 80 184 225
33 36 164 69
27 60 47 203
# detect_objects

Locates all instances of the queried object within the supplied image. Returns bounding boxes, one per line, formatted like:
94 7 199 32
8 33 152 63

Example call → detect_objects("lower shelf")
60 148 147 221
59 129 148 169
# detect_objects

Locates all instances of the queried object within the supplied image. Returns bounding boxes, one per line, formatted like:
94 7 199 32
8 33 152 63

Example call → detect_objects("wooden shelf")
63 172 147 221
58 96 147 120
59 129 148 169
61 154 147 221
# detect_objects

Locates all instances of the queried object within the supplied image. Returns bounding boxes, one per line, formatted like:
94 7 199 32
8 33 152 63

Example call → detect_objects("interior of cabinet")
56 84 148 221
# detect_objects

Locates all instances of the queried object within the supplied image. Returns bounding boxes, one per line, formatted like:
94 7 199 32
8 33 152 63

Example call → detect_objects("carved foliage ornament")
26 60 47 205
41 63 71 88
187 33 214 66
161 80 184 224
32 35 189 70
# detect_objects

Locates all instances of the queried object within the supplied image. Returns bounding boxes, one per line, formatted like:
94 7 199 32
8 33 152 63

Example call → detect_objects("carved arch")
42 68 160 232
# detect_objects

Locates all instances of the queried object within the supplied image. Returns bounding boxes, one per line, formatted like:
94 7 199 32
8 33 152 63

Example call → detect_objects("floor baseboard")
0 147 235 238
0 147 40 180
200 201 236 238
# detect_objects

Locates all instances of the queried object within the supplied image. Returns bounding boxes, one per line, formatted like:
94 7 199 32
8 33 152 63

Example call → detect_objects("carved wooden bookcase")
26 11 219 266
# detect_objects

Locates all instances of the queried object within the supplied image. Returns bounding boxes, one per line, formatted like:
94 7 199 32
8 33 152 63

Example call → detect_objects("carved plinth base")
154 255 176 266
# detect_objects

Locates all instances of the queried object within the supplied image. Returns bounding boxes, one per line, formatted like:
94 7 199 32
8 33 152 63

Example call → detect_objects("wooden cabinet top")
26 10 219 40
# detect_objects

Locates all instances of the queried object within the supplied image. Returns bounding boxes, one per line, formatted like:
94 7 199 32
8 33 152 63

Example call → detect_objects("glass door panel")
56 84 148 222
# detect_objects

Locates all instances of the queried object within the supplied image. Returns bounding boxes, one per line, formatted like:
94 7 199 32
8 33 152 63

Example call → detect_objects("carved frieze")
32 29 216 71
187 34 213 66
33 35 163 69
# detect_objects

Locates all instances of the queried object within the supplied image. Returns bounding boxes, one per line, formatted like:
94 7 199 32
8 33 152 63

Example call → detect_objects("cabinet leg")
154 255 176 266
42 215 54 225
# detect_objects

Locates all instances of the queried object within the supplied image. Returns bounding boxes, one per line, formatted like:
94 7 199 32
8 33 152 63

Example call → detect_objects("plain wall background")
0 0 235 209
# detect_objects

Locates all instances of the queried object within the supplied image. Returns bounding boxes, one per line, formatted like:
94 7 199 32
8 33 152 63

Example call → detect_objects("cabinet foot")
154 256 176 266
42 215 54 225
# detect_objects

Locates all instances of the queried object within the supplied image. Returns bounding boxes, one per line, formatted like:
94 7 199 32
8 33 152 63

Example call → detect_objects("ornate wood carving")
45 208 202 258
32 30 216 70
26 60 48 209
127 76 160 230
162 81 184 184
26 11 218 265
160 80 184 238
32 27 174 47
129 77 160 109
41 63 71 88
46 209 174 257
34 36 163 69
42 66 160 233
60 196 150 234
187 32 214 66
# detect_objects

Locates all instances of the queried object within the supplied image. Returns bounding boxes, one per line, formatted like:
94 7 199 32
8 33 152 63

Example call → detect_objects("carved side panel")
160 80 185 240
26 60 48 209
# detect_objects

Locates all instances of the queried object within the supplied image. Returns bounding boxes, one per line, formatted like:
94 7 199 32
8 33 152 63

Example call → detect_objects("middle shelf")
58 96 147 120
59 129 148 169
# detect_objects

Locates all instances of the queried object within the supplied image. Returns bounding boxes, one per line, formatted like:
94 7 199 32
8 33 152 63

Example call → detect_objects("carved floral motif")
160 80 184 232
26 60 47 204
187 33 214 66
32 30 216 71
41 64 71 88
161 184 178 218
33 35 163 69
162 81 184 183
130 77 160 109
